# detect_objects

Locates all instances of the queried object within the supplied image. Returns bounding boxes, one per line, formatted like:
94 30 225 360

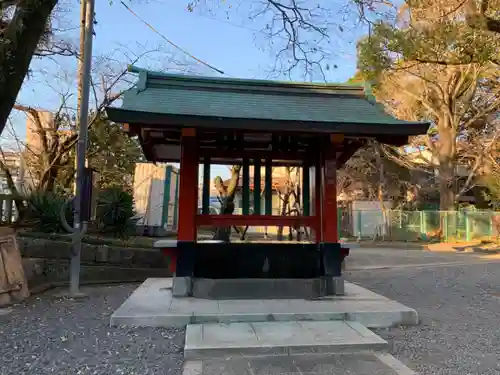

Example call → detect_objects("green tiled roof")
109 66 428 133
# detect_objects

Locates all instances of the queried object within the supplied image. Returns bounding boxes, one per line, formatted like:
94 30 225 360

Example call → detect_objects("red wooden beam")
196 214 317 228
198 148 310 162
200 159 305 167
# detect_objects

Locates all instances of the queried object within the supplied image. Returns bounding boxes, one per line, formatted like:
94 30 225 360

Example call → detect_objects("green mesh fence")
339 209 498 242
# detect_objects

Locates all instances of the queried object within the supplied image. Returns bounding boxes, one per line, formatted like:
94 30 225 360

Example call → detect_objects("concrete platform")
110 278 418 328
182 353 416 375
184 321 388 360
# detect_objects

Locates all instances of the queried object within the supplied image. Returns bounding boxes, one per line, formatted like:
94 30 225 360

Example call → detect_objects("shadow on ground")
346 247 500 271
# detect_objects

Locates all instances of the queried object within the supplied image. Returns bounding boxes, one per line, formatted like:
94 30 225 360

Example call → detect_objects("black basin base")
171 242 348 299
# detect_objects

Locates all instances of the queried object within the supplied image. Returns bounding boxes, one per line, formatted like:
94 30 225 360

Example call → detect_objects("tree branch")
465 0 500 34
13 104 50 154
0 0 58 133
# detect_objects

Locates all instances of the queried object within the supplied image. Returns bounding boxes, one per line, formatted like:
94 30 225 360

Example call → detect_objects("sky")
11 0 369 180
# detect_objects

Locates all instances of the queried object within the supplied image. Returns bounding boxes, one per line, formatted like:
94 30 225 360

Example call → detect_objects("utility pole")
74 0 86 195
69 0 95 296
77 0 86 121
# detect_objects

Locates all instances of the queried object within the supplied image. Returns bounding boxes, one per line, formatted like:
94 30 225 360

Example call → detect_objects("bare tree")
0 47 173 195
186 0 383 79
358 0 500 210
213 165 242 241
274 166 307 241
339 142 415 203
0 0 188 140
375 64 500 209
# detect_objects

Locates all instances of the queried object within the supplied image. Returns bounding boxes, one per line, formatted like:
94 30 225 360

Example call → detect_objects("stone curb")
29 279 144 296
349 242 427 250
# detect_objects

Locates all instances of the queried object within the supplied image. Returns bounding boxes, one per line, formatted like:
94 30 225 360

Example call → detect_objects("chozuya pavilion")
106 66 429 300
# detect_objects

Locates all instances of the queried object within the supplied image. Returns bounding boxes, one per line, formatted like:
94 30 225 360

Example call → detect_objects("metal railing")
339 209 499 243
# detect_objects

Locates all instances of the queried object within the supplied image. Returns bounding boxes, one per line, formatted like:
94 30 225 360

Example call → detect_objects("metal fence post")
419 211 425 237
356 210 362 239
489 212 493 240
444 212 448 242
387 209 392 240
345 208 500 243
465 212 471 242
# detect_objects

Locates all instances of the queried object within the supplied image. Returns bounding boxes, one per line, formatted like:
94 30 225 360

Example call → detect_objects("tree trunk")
373 142 388 240
0 0 58 133
438 160 455 210
213 199 235 242
437 127 457 211
276 192 290 241
213 166 241 242
277 167 293 241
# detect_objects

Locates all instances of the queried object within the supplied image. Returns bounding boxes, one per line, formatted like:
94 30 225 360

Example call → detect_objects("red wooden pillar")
314 156 323 243
323 156 339 243
177 128 198 241
322 134 343 243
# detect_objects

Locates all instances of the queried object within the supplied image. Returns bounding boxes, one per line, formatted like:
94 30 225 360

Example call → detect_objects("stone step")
182 352 417 375
110 278 419 329
184 321 388 360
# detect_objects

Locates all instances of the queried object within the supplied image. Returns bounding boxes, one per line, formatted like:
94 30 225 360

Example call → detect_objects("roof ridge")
362 81 392 116
128 65 366 93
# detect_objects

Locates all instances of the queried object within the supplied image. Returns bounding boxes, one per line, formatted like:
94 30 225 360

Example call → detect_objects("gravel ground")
2 257 500 375
348 263 500 375
0 284 184 375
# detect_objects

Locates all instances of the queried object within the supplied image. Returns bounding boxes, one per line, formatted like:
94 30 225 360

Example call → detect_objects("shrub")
22 191 73 233
96 188 136 238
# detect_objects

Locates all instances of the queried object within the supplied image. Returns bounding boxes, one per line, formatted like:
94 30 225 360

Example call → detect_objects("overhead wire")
119 1 225 75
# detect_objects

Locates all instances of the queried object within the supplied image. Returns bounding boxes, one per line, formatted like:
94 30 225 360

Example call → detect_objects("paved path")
346 246 499 271
185 353 411 375
349 262 500 375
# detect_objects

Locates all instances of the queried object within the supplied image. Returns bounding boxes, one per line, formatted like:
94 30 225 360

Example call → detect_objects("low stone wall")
17 236 168 267
17 236 171 291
